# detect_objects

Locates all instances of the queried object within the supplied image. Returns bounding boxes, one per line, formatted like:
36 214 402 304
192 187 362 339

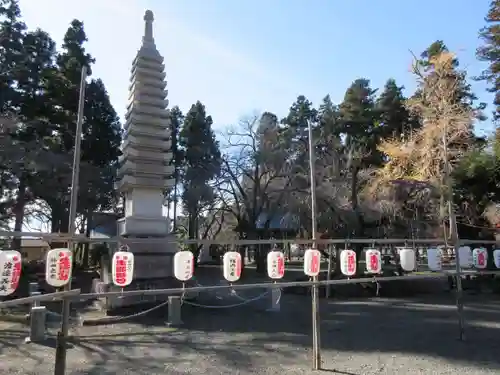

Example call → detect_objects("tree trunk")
12 178 27 250
252 232 267 274
49 201 68 248
350 165 364 237
50 203 62 233
82 210 92 268
188 212 200 268
173 183 178 232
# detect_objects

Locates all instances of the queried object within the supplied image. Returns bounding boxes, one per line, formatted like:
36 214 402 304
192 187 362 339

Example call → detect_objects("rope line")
80 280 275 323
181 290 271 309
181 280 271 309
81 300 170 326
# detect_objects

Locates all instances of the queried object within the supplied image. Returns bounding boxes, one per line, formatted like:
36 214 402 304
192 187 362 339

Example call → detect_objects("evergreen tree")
281 95 317 150
317 94 342 152
280 95 318 176
0 0 25 231
376 79 416 140
281 95 318 136
256 111 278 137
11 28 58 243
339 78 381 166
0 0 25 110
167 105 184 231
0 1 60 245
477 0 500 121
78 78 122 210
179 101 221 259
338 78 380 237
30 19 121 233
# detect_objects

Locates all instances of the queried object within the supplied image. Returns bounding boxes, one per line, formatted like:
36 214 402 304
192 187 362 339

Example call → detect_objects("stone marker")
25 306 47 344
167 296 182 326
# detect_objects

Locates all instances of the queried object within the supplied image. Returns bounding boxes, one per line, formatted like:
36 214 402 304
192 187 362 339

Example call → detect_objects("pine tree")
317 95 341 152
179 101 221 260
167 105 184 231
477 0 500 121
338 79 380 237
0 0 25 231
0 0 25 110
376 79 416 140
281 95 317 158
79 78 122 211
339 78 381 166
31 19 121 233
281 95 318 136
0 1 60 245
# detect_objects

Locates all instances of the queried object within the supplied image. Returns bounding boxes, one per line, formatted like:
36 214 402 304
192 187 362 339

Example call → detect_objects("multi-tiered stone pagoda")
106 10 177 309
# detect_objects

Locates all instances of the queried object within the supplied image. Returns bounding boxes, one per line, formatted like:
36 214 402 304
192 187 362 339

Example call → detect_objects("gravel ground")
0 290 499 375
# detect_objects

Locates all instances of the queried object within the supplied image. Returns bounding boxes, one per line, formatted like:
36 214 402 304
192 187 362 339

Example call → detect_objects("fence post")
25 306 47 343
266 286 281 312
25 283 47 343
325 248 333 299
167 296 182 326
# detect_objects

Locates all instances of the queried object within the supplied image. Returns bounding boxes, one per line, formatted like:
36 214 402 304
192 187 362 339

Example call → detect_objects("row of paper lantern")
344 247 500 275
172 247 500 283
0 250 23 296
0 248 74 296
0 248 134 295
2 246 498 297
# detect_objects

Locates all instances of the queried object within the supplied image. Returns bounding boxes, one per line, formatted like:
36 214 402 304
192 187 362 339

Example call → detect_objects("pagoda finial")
143 10 154 43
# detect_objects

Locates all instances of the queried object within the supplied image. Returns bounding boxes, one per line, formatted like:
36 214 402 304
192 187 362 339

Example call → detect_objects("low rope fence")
0 270 496 309
1 231 499 374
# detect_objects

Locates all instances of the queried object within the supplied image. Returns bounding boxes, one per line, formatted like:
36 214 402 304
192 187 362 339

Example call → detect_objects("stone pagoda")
107 10 177 309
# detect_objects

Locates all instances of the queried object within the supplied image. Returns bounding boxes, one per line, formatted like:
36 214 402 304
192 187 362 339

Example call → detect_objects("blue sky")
20 0 495 136
14 0 495 230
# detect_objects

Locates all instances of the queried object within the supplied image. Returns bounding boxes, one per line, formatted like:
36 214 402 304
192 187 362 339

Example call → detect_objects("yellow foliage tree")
368 51 475 201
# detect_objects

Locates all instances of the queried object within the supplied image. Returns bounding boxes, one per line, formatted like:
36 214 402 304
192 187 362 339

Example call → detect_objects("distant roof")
90 212 120 238
20 239 49 248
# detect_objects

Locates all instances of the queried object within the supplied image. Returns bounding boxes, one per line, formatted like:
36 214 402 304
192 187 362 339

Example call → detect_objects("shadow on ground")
1 265 499 374
25 293 496 374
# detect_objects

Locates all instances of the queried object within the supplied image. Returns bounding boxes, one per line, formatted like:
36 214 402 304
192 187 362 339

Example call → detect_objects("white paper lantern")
472 247 488 269
458 246 473 268
0 250 22 296
493 249 500 268
399 248 416 272
303 249 321 277
267 250 285 279
112 251 134 287
173 250 194 281
340 249 356 276
427 248 442 271
45 248 72 288
222 251 242 282
365 249 381 274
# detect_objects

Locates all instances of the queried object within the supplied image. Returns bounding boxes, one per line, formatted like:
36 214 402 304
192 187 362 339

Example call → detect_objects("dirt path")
0 293 499 374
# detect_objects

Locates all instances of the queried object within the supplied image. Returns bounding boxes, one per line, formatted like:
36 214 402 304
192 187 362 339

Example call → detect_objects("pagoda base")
101 213 178 311
117 215 170 237
104 277 179 311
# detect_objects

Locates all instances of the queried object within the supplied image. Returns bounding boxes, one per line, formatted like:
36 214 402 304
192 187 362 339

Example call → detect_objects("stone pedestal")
105 236 178 309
